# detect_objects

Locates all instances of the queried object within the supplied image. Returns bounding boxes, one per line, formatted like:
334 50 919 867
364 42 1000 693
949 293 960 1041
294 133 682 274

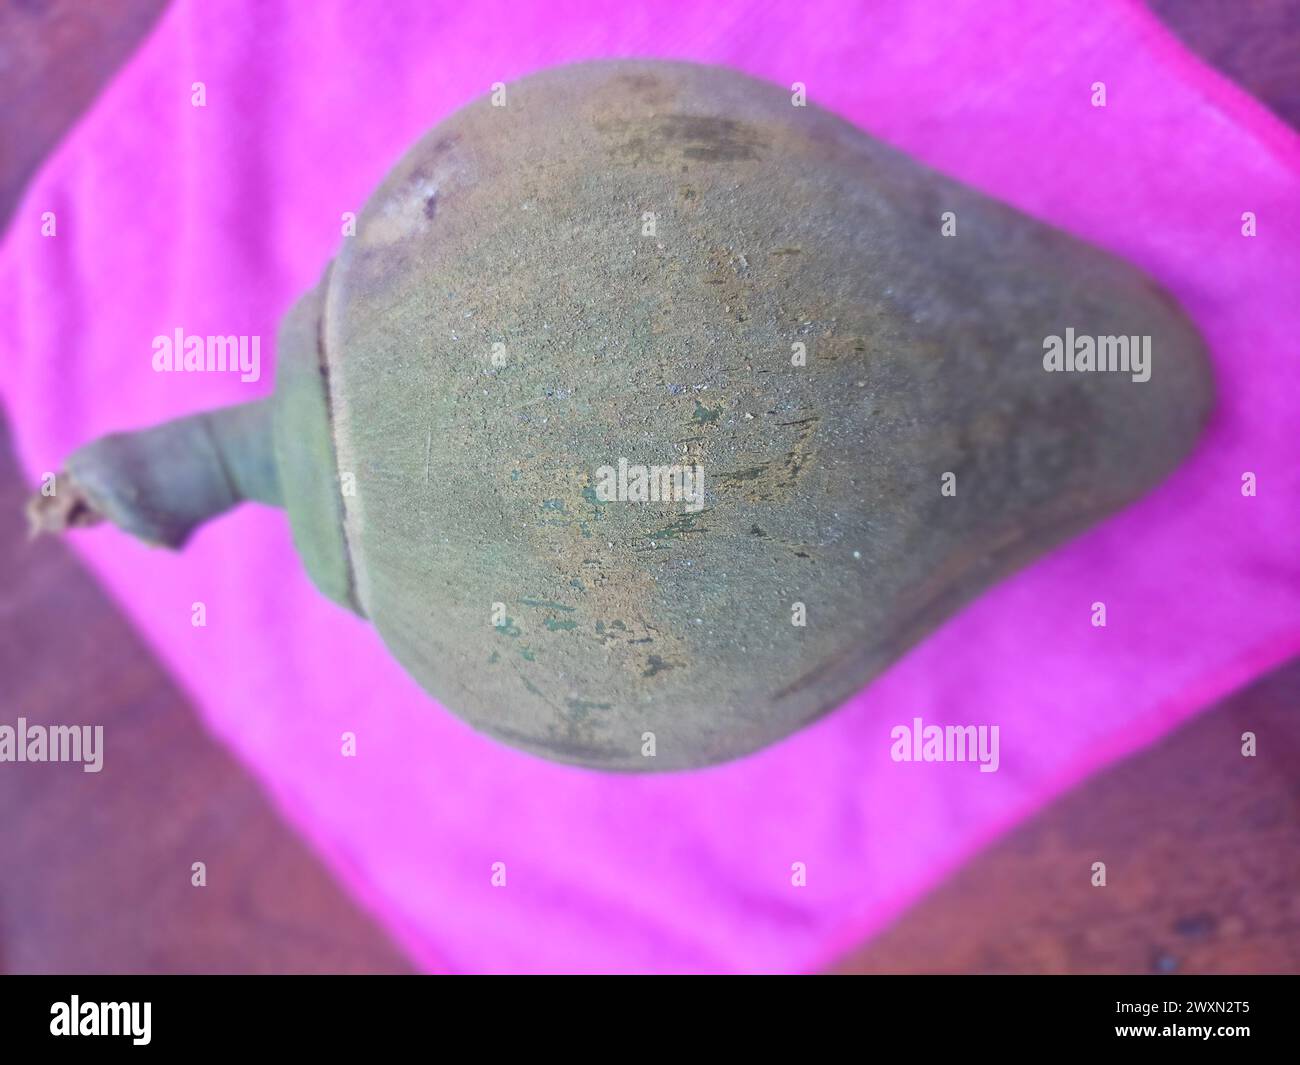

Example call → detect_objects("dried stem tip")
26 473 105 540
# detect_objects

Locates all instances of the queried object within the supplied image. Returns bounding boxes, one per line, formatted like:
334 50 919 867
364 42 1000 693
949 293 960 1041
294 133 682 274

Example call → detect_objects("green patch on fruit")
692 400 721 423
645 511 708 544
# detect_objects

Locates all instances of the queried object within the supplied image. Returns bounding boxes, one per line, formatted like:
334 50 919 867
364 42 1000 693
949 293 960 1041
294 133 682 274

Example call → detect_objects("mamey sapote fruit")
30 60 1213 770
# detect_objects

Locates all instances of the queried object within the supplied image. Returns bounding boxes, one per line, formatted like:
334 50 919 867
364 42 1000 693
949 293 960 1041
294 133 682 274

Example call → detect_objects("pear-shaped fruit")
31 60 1213 770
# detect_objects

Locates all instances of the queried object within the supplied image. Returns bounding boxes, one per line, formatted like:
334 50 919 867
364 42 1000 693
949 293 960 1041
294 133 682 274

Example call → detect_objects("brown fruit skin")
273 59 1211 771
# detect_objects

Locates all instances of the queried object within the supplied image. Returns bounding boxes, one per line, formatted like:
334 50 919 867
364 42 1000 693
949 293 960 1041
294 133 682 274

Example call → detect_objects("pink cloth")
3 0 1298 973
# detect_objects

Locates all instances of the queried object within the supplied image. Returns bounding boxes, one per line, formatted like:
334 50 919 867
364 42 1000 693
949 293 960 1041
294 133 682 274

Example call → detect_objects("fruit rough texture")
299 60 1211 769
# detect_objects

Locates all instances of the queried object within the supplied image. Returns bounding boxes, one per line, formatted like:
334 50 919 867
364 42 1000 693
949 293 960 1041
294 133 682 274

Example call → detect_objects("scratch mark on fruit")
519 598 576 611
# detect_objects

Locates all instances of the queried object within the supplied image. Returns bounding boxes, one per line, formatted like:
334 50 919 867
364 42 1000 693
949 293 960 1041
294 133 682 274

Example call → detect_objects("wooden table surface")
0 0 1296 974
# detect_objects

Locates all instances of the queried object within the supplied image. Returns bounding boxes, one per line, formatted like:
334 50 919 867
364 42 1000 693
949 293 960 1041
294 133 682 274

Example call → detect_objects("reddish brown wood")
835 661 1300 973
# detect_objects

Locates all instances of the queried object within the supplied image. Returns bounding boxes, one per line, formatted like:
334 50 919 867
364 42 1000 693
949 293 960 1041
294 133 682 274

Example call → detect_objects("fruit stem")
27 399 281 548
